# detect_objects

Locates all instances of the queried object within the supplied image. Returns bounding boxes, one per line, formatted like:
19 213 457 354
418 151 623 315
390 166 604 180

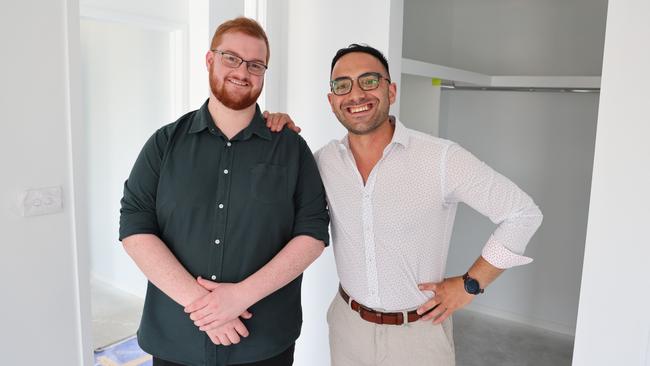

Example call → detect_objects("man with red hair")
119 17 329 366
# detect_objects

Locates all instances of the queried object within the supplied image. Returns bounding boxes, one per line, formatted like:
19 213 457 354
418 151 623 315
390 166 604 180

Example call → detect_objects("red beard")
209 69 262 110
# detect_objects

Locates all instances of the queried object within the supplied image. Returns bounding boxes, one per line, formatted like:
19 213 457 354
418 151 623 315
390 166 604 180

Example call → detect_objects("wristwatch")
462 272 484 295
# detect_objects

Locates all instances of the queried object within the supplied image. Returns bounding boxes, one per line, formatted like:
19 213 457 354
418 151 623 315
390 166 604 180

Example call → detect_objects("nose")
347 80 367 101
230 61 251 77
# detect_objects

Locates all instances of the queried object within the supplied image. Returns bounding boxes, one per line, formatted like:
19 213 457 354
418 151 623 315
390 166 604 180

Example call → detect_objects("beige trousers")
327 293 455 366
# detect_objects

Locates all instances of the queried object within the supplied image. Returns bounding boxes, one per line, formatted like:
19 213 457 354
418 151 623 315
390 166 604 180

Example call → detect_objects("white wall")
209 0 245 39
399 74 440 136
403 0 608 76
573 0 650 364
440 91 599 334
80 0 193 115
263 0 289 113
402 0 454 68
81 0 188 21
188 0 210 109
0 0 88 364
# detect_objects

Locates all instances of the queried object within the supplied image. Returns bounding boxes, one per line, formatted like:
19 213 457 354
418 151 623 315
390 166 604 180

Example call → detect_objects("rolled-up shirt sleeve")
291 137 330 246
119 129 168 241
442 143 543 269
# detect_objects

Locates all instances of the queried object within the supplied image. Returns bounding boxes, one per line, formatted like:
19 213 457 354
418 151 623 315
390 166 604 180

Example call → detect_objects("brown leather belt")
338 285 421 325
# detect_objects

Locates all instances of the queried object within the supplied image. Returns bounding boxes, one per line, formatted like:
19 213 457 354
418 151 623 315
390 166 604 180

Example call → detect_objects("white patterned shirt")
314 118 543 311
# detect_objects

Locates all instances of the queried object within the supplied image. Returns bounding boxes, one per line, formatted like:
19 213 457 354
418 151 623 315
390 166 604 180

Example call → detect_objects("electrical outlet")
21 186 63 217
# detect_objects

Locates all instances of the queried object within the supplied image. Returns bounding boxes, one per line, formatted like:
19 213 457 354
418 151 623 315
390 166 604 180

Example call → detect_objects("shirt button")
214 239 221 244
211 275 217 280
224 169 229 174
218 203 224 209
226 142 232 147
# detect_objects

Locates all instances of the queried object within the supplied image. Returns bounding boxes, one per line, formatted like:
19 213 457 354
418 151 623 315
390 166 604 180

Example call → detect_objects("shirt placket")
341 144 382 307
209 139 234 282
362 174 380 306
347 142 397 308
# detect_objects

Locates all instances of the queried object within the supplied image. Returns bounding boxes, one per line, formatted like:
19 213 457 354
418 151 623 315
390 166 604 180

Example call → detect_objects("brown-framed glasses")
330 72 391 95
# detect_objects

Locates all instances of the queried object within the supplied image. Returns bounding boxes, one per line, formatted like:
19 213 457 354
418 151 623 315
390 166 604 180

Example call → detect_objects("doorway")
78 0 190 350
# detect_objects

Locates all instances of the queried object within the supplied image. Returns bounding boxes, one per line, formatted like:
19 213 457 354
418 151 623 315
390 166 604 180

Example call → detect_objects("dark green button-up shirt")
119 100 329 366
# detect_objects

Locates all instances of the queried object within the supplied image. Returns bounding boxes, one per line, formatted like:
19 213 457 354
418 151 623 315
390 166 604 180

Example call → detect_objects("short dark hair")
330 44 390 77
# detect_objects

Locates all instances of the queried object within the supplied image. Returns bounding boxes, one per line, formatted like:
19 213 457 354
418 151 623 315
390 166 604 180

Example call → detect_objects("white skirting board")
463 302 576 337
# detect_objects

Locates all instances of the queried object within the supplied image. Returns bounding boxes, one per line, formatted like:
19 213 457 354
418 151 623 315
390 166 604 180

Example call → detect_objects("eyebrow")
332 71 384 80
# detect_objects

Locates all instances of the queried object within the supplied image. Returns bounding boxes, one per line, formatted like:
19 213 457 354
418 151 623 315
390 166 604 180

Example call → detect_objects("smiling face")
207 31 267 110
328 52 396 136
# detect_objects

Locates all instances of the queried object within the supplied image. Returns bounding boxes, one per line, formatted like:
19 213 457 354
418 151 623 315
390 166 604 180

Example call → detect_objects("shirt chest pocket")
250 163 289 203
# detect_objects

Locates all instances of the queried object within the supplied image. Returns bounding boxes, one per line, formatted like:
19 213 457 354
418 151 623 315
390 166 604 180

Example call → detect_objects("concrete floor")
91 283 574 365
91 279 144 350
453 310 574 366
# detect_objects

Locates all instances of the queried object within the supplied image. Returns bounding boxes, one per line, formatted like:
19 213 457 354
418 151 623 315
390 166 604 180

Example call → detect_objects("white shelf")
401 58 601 89
401 58 491 85
490 76 601 89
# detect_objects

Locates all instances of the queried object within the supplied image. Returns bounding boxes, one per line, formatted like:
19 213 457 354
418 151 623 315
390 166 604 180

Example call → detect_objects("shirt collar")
337 115 410 151
239 105 272 141
188 99 271 141
188 99 211 134
390 116 410 148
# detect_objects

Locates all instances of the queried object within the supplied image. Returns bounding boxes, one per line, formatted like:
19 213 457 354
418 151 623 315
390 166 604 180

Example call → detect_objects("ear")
327 93 335 110
206 50 214 71
388 82 397 105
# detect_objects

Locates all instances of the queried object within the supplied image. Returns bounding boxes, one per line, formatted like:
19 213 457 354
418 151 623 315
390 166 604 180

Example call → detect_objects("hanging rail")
441 84 600 93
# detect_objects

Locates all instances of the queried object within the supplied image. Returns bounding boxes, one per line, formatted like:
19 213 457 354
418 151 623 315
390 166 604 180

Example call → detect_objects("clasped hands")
416 275 475 324
185 275 473 345
184 277 253 346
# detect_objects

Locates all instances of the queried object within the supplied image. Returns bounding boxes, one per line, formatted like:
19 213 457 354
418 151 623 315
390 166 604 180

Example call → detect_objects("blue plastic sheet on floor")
94 336 152 366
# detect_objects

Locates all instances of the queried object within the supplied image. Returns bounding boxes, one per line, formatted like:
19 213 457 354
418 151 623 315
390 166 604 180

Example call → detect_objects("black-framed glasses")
212 50 268 76
330 72 391 96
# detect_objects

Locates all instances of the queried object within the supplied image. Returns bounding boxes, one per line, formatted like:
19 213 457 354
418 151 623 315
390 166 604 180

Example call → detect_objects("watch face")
465 278 480 294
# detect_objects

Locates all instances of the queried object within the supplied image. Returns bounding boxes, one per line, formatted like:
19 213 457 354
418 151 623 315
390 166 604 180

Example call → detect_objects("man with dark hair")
320 43 542 365
330 43 391 76
270 43 542 365
119 17 329 366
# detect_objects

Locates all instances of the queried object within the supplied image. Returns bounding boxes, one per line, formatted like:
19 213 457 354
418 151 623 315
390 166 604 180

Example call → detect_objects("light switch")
21 186 63 217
